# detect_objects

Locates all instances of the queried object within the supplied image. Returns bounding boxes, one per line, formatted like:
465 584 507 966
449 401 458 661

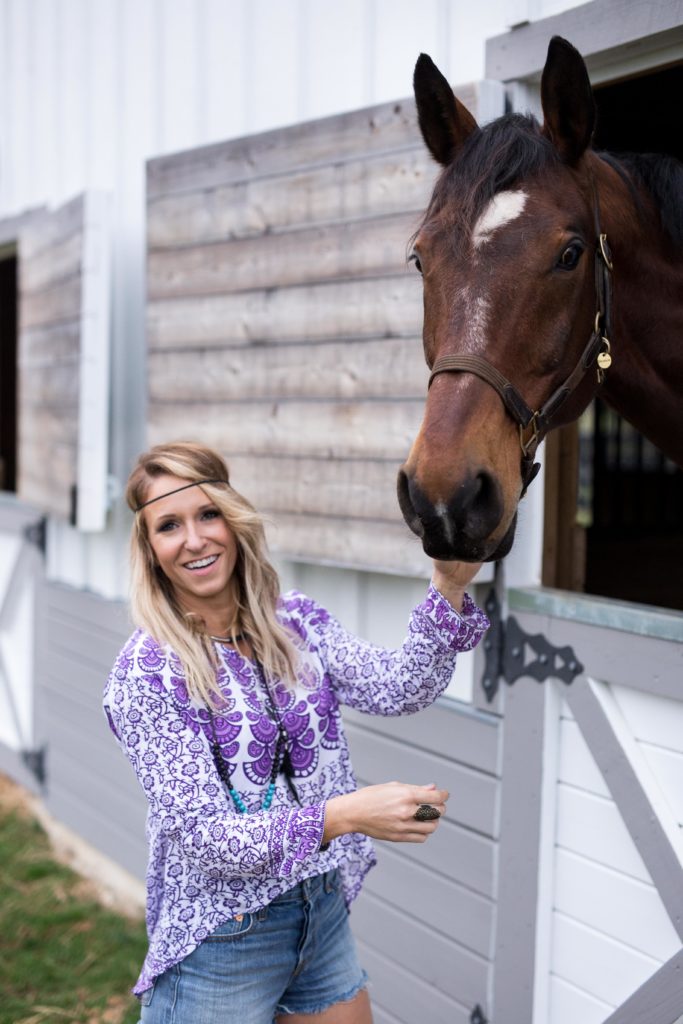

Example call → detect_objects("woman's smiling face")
143 475 239 620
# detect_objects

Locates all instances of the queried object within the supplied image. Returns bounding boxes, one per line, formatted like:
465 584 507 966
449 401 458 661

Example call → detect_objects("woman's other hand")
322 782 448 845
431 559 483 612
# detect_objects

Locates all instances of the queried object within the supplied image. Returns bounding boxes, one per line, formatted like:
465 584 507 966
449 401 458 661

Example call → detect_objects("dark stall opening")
543 61 683 611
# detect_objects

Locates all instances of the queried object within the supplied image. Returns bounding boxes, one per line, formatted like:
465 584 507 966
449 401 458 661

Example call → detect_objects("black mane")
602 151 683 250
420 111 683 252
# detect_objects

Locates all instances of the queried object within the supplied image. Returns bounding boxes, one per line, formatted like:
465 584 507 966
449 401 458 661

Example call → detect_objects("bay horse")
397 36 683 563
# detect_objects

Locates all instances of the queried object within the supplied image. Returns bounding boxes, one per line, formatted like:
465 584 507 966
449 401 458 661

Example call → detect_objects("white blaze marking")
434 501 454 545
472 190 527 249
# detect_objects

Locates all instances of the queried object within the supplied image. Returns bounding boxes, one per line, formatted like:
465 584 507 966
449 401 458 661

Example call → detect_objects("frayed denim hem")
276 970 370 1016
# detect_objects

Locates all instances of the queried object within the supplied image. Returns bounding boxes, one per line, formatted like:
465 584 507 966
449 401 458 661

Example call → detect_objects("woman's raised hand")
430 559 483 612
322 782 449 845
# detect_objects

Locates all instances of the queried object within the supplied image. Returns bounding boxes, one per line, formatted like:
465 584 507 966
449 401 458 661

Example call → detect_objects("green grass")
0 801 148 1024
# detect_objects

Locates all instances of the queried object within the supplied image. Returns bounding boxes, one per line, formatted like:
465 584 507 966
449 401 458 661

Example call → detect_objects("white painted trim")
76 191 111 532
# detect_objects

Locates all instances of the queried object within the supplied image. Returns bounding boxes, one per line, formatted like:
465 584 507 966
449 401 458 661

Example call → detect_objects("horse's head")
398 37 610 561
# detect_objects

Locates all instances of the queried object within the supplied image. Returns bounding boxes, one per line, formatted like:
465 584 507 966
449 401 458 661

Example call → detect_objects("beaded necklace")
208 639 298 814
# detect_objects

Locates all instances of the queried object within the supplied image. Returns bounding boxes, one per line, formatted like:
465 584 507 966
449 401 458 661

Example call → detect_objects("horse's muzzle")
396 467 516 562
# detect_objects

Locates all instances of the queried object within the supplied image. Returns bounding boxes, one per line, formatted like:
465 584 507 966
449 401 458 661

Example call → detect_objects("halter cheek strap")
428 191 613 495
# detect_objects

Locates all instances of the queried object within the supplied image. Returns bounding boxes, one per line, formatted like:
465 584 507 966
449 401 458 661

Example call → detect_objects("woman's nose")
183 523 205 550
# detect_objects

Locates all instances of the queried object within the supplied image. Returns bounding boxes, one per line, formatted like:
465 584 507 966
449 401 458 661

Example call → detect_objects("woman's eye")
557 242 583 270
202 509 220 520
158 521 177 532
409 252 423 275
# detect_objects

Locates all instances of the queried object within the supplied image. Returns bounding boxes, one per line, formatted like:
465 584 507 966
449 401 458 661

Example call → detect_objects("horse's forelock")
420 113 559 245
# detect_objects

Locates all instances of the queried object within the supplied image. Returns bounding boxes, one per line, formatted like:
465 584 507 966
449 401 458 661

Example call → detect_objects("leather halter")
428 192 614 495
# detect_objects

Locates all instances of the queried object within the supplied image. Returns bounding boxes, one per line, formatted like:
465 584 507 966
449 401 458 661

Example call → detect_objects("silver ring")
413 803 441 822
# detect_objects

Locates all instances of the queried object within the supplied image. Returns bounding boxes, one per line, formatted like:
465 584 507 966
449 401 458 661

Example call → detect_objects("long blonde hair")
126 441 299 705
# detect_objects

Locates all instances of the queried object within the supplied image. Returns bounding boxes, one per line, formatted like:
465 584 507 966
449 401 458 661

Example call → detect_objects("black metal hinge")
481 587 583 702
21 745 47 787
471 1005 488 1024
22 517 47 555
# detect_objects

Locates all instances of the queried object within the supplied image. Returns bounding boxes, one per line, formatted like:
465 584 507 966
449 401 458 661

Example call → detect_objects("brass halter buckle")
599 233 614 271
519 413 540 456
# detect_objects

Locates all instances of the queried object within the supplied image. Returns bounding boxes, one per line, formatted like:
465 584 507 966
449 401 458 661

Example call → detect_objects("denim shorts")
138 869 368 1023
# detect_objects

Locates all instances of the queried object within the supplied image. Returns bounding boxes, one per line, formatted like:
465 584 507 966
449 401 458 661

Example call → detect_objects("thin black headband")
135 479 228 512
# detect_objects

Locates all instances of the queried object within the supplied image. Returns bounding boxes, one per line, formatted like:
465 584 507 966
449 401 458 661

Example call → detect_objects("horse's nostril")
397 469 425 538
456 470 502 540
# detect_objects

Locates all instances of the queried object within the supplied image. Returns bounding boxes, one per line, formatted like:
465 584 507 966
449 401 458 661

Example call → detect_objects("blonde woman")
104 441 488 1024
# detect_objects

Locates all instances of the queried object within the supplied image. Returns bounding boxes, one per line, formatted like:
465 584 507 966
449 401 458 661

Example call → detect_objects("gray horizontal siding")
345 700 500 1019
40 581 148 879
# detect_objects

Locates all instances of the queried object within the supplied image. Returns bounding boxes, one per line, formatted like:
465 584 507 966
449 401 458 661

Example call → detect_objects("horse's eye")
409 252 423 275
557 242 583 270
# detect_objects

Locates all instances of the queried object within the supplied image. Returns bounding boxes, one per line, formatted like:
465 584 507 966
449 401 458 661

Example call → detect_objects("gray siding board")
351 889 488 1009
343 700 499 776
346 722 497 837
355 773 494 898
367 1008 400 1024
46 782 147 880
47 743 146 840
358 941 472 1024
363 846 493 958
44 648 114 704
46 617 128 675
45 582 130 636
41 581 145 877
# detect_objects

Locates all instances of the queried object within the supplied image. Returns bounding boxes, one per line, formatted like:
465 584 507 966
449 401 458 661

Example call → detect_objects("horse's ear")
541 36 595 164
413 53 478 166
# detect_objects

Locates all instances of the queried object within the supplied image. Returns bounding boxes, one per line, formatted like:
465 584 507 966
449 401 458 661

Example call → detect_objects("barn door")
17 192 111 530
0 500 45 786
488 587 683 1024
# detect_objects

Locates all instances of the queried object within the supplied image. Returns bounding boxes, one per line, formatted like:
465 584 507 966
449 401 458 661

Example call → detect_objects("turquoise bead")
230 782 276 814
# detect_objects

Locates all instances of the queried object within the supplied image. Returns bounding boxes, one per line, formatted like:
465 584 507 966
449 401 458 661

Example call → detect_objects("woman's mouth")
184 554 219 574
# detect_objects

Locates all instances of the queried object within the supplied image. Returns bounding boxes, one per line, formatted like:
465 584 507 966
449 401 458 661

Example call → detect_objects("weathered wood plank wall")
146 87 482 575
17 196 86 521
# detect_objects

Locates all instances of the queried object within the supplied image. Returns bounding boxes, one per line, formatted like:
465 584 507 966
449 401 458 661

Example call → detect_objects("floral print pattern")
103 586 488 996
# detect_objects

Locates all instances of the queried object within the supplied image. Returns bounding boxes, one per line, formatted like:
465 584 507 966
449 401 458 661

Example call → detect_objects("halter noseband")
428 190 614 495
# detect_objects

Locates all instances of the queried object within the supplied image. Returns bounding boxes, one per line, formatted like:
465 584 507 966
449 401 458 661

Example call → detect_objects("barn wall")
40 582 148 880
144 85 513 578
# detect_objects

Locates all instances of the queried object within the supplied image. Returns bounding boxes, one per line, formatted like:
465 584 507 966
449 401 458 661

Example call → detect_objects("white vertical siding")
0 0 519 217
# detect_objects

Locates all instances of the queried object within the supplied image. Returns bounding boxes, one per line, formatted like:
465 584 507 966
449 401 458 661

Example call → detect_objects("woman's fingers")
327 782 451 844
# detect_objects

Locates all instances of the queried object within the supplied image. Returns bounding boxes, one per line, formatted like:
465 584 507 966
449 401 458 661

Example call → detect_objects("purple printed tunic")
103 586 488 996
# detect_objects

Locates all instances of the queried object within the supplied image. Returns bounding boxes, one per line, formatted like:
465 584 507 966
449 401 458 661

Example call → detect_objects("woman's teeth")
186 555 218 570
